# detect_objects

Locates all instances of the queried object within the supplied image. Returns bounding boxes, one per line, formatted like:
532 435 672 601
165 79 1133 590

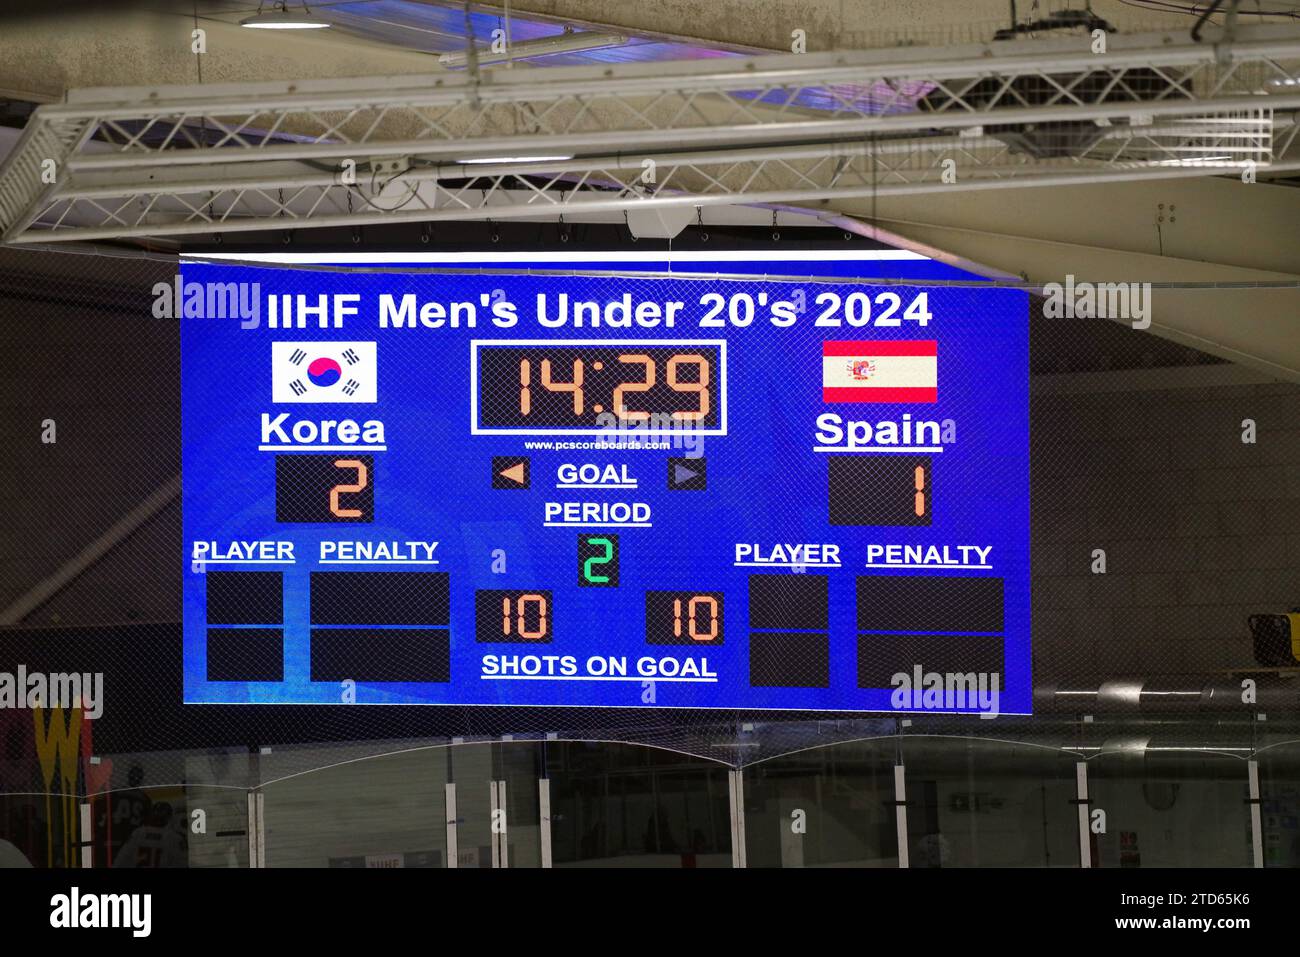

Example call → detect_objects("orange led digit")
329 459 368 519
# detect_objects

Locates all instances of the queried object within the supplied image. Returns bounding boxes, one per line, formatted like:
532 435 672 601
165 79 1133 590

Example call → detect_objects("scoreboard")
181 250 1029 715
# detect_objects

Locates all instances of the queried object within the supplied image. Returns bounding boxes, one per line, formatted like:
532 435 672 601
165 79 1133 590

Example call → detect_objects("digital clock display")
474 342 725 433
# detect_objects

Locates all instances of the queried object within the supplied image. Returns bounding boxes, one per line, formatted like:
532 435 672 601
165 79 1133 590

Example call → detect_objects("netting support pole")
1248 760 1264 869
445 782 458 869
0 475 180 624
246 791 265 868
727 769 747 868
1075 762 1091 869
893 764 909 868
538 777 553 868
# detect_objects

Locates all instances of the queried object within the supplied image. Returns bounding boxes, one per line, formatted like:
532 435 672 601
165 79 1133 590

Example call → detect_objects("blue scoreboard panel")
181 251 1029 715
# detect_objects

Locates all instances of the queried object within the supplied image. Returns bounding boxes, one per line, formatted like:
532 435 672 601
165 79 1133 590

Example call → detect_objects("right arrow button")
667 456 707 491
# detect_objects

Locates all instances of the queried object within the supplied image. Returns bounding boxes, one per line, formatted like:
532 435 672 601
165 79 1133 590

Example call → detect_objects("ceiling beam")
846 187 1300 381
864 174 1300 275
4 25 1298 244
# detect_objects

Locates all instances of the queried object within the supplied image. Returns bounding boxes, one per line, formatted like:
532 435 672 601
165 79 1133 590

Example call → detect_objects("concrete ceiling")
3 0 1293 99
494 0 1226 51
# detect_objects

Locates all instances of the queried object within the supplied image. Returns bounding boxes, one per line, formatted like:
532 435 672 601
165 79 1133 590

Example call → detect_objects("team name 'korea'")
261 412 386 446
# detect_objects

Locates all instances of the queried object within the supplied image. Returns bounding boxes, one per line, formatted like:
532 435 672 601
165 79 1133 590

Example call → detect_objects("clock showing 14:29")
475 342 725 431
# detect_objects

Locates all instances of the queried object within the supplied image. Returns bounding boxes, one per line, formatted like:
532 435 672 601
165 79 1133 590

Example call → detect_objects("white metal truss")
1 24 1298 243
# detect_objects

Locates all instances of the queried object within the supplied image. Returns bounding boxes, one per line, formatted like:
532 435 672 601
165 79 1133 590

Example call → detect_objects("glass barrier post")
728 769 747 868
539 777 553 868
1248 759 1263 869
894 764 909 869
1076 762 1090 869
246 791 264 868
445 782 458 869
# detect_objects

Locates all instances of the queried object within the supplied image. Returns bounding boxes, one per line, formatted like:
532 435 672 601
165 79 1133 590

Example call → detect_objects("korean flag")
272 342 377 403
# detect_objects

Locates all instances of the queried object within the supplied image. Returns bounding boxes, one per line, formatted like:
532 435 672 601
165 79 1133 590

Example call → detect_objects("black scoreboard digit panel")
182 251 1029 714
476 345 723 430
275 455 374 523
645 591 724 646
204 571 284 682
475 590 554 644
307 571 452 683
829 455 932 526
310 571 450 626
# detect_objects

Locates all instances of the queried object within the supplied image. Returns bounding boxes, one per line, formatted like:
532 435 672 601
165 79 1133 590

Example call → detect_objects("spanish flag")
822 340 937 403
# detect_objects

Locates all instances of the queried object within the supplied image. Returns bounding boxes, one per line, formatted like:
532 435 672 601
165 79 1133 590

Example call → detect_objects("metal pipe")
1034 676 1300 714
63 93 1300 171
19 158 1300 244
44 24 1300 120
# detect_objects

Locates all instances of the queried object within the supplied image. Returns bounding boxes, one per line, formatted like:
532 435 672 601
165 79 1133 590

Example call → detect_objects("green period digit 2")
583 537 615 584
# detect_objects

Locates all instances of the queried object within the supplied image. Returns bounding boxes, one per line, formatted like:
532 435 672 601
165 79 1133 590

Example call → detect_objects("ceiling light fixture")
240 1 331 29
1153 155 1234 165
438 29 627 68
456 155 574 165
